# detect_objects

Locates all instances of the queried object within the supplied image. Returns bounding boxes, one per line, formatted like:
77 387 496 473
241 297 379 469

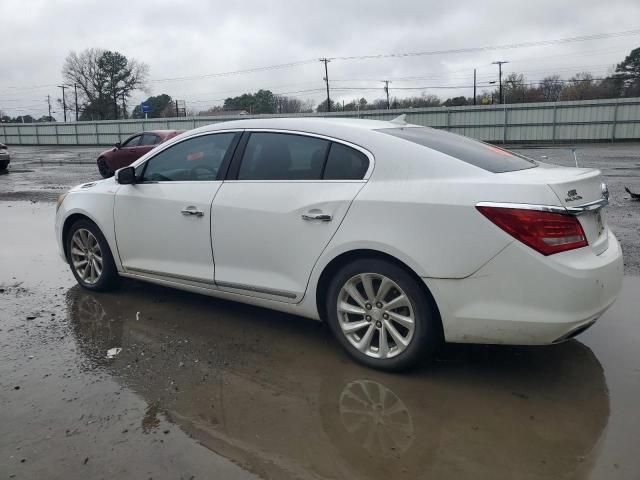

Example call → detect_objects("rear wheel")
97 157 113 178
326 258 440 371
66 219 119 291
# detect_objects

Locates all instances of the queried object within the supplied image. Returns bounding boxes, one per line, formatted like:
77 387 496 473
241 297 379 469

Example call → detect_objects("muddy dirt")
1 146 640 479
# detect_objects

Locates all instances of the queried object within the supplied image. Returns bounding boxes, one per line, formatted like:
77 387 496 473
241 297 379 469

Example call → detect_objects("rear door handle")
301 211 332 222
181 206 204 217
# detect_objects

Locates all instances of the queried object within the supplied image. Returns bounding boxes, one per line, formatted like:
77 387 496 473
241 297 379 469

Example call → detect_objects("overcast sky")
1 0 639 119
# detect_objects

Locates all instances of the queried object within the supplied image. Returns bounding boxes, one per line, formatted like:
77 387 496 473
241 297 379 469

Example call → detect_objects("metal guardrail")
2 97 640 145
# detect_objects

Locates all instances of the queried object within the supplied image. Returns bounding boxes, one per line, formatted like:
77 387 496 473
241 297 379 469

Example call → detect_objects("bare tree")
502 73 527 103
62 48 149 120
540 75 563 102
561 72 599 101
275 96 304 113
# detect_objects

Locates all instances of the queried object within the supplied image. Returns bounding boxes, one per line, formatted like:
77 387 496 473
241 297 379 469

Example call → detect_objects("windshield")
378 127 537 173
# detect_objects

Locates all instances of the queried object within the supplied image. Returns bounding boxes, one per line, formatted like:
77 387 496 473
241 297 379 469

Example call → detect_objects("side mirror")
116 166 136 185
115 142 122 149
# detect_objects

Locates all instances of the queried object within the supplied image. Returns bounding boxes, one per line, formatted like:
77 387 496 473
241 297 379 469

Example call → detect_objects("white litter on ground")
106 348 122 359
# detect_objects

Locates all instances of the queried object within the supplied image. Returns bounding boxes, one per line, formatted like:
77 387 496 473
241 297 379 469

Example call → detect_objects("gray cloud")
1 0 639 119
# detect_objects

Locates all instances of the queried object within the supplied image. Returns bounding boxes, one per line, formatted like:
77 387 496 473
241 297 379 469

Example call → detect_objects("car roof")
191 117 404 136
150 130 184 135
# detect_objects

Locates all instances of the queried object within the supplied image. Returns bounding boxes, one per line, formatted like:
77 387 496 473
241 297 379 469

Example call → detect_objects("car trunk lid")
499 164 609 255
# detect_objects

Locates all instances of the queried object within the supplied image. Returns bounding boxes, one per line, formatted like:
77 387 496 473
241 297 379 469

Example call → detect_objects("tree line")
1 46 639 123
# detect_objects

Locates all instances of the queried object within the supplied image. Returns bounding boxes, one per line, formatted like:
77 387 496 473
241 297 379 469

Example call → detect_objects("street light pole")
492 61 509 104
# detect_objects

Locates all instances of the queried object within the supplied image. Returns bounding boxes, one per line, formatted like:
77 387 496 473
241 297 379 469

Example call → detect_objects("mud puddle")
1 202 640 479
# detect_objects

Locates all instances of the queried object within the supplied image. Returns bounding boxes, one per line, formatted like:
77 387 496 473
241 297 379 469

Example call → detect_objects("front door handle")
301 211 332 222
181 206 204 217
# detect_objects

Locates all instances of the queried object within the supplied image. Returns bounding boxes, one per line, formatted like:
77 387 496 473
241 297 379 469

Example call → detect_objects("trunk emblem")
565 189 583 202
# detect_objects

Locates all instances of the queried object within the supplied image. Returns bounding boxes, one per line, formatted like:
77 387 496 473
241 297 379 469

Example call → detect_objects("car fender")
56 182 121 270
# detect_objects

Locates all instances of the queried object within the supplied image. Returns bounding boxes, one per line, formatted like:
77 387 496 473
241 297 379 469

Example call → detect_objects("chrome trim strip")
124 267 298 299
476 201 567 214
564 198 609 214
124 266 216 286
216 280 298 299
476 198 608 216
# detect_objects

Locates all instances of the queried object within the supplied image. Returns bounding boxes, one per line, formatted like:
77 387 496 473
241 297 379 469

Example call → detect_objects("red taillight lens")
476 206 587 256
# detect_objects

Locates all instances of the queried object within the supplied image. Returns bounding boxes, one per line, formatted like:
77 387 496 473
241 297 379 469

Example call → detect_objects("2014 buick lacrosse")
55 117 623 370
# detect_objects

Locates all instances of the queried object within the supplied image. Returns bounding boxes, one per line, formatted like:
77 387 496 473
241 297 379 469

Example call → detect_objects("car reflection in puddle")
66 281 608 480
339 379 414 457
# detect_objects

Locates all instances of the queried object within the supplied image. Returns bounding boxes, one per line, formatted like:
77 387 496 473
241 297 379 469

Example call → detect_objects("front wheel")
66 219 120 291
97 157 113 178
326 258 440 371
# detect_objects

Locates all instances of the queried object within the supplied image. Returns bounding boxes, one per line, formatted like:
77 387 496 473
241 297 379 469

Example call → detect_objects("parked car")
55 118 623 371
96 130 184 178
0 143 10 171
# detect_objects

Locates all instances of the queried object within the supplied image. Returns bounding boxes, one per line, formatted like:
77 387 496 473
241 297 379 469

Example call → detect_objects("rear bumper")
426 229 623 345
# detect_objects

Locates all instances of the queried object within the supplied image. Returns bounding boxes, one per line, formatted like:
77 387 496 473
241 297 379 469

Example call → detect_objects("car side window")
323 143 369 180
141 133 236 182
237 132 329 180
139 133 158 146
122 135 141 148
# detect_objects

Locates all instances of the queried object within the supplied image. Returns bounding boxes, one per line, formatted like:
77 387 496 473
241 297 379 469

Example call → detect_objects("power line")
149 59 319 84
327 28 640 62
0 27 637 104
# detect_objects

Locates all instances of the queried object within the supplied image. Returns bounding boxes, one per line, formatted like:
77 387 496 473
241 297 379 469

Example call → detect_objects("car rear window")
377 127 537 173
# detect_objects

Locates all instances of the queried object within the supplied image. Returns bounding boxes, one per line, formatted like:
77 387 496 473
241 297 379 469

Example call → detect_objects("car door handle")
301 211 332 222
181 206 204 217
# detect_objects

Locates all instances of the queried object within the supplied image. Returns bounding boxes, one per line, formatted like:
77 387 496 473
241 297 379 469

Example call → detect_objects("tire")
326 258 440 371
97 157 113 178
66 219 120 291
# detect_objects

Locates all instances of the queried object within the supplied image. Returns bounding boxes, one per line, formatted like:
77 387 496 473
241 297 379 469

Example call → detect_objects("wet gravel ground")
1 144 640 479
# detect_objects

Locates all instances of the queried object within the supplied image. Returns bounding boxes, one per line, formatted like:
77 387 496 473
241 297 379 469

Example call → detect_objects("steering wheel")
190 165 217 180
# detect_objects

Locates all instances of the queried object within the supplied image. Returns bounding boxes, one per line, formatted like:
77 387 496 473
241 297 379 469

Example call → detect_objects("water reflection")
66 282 609 480
339 379 414 457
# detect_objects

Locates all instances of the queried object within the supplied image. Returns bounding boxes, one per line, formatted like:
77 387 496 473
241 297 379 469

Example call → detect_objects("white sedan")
55 117 623 370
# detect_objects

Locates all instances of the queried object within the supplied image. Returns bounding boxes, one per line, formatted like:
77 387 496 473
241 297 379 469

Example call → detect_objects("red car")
97 130 184 178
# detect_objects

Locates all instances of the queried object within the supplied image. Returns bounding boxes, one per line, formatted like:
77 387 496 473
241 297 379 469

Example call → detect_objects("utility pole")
58 85 67 122
46 95 52 120
121 92 126 119
492 61 509 104
473 69 477 105
382 80 391 109
74 84 79 121
320 58 331 112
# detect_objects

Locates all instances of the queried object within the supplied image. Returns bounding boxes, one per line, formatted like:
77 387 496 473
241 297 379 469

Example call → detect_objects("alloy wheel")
70 228 103 285
337 273 416 359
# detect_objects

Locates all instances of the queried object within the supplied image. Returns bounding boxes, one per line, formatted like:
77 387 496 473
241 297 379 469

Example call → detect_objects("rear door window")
237 132 329 180
378 127 537 173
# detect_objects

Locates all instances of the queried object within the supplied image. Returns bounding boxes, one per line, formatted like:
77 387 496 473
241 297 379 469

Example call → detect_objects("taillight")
476 206 587 256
